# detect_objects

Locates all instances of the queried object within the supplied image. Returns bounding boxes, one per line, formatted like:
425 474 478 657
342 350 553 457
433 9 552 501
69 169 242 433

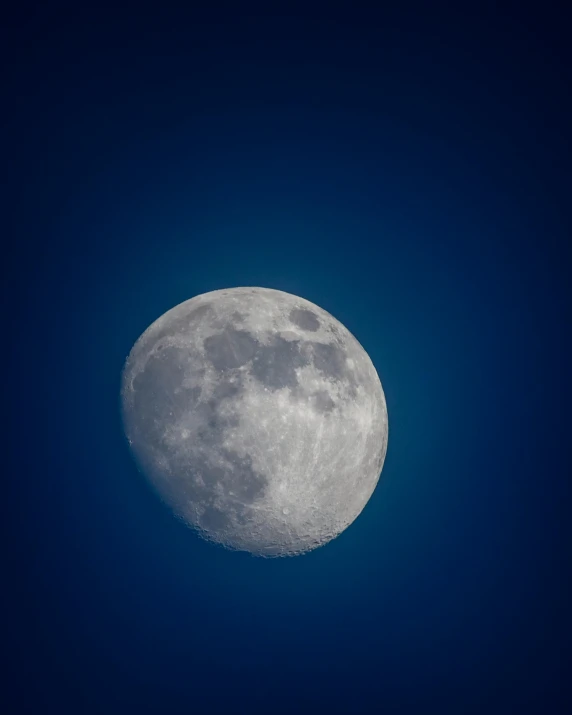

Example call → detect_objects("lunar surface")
121 287 388 556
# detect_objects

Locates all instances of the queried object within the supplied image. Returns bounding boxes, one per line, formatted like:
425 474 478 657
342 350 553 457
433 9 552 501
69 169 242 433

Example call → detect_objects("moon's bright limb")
121 288 388 556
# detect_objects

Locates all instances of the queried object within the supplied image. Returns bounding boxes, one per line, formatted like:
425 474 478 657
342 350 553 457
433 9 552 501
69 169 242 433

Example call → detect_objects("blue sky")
5 5 570 714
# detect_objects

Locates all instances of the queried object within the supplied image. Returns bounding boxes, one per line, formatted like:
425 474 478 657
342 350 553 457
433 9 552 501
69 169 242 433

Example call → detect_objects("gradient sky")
5 4 571 714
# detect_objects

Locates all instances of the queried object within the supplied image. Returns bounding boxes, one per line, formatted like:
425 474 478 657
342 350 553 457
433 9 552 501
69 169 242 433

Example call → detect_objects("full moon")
121 287 388 556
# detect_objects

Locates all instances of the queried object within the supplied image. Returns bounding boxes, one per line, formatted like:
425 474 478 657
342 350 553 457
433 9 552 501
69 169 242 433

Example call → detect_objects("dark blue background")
5 4 570 713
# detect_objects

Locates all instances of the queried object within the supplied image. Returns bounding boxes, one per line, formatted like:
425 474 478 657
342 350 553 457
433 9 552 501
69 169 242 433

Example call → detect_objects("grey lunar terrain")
121 287 388 556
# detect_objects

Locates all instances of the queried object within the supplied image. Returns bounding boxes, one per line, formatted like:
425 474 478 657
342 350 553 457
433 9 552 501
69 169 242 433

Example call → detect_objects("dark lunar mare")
312 390 336 413
289 308 320 331
129 346 200 441
250 336 310 390
203 328 258 370
152 303 213 344
125 334 269 543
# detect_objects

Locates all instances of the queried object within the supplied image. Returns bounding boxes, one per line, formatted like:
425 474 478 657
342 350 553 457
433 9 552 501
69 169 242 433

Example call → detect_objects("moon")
120 287 388 556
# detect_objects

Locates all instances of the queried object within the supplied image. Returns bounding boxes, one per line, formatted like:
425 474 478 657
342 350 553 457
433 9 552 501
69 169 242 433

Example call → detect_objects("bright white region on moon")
120 287 388 556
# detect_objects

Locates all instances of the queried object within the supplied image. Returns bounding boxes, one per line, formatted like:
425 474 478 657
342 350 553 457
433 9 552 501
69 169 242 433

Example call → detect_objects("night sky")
5 4 571 714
